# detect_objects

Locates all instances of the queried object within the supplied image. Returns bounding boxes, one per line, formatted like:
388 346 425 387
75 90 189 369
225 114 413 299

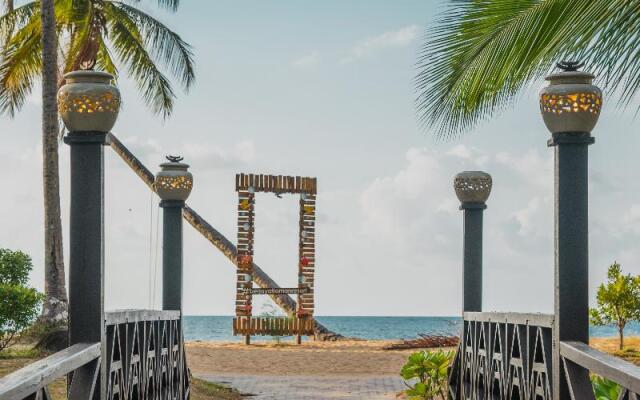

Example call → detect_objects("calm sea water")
183 316 639 341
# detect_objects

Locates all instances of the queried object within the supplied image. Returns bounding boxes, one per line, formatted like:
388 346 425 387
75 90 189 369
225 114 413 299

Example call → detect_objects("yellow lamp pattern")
540 92 601 115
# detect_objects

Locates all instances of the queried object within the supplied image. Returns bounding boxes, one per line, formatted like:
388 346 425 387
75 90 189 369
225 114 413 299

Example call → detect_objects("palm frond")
107 1 194 89
0 2 38 47
0 17 42 116
416 0 636 139
122 0 180 12
61 0 95 71
94 32 118 76
103 2 175 116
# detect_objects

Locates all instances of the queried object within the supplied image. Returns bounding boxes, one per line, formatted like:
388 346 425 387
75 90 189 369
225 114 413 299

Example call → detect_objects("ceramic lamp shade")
540 70 602 134
155 158 193 201
454 171 492 204
58 70 121 133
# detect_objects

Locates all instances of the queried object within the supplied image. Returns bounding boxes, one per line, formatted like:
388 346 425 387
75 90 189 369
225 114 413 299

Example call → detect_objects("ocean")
183 316 639 341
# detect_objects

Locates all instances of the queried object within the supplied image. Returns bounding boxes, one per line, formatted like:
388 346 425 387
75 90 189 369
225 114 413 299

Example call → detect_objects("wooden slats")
232 317 315 336
235 173 317 194
234 173 316 341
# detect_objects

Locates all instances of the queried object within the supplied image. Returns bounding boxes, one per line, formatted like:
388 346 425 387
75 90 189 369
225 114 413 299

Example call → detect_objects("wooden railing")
232 316 315 336
449 312 554 400
560 341 640 400
0 343 101 400
105 310 189 400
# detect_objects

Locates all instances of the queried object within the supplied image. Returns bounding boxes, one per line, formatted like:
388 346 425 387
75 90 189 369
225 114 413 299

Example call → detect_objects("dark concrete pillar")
461 204 485 312
550 132 594 400
64 131 106 400
539 62 602 399
454 171 492 313
161 200 185 311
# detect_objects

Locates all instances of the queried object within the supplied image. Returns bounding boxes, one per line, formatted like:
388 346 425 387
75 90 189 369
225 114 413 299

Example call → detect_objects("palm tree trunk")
40 0 68 325
619 327 624 350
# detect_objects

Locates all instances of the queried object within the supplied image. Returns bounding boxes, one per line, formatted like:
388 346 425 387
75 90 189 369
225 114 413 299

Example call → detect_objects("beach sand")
186 339 426 376
185 337 640 398
186 340 451 399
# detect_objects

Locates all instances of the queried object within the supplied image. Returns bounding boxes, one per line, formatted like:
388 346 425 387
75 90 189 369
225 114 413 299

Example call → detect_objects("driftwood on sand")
384 334 459 350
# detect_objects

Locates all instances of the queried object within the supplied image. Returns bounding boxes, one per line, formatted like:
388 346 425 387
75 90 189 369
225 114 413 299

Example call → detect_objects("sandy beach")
186 340 453 399
186 340 426 376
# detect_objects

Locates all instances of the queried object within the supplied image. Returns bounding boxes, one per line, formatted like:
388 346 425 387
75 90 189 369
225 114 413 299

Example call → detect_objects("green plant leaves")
400 349 454 399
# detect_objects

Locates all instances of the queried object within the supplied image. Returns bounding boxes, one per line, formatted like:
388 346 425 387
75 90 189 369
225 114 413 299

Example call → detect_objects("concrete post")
454 171 493 313
64 131 107 400
161 200 185 311
550 132 594 400
461 203 485 312
155 156 193 312
539 62 601 400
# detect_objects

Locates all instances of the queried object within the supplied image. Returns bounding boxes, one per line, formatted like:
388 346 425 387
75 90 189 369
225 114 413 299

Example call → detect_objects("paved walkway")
198 374 406 399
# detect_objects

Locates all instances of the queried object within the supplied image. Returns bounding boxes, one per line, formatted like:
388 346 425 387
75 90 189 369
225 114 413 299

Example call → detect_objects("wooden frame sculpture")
233 173 317 344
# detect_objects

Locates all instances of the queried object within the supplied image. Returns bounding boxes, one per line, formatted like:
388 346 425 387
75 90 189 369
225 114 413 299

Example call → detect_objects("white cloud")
344 25 420 62
355 145 561 313
180 140 256 170
292 51 320 68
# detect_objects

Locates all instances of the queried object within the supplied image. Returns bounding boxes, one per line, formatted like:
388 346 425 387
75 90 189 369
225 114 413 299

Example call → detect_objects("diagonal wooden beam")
106 133 342 340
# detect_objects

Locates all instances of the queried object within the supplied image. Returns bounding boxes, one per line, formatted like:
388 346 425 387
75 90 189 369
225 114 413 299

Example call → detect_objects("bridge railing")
449 312 554 400
0 343 101 400
105 310 188 400
560 341 640 400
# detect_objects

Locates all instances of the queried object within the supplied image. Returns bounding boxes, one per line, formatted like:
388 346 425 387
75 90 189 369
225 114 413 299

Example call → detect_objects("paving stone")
197 374 406 399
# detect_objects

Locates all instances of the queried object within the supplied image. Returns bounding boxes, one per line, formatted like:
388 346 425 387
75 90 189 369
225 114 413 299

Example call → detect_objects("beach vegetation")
400 349 453 399
417 1 640 139
590 262 640 350
0 249 44 352
591 375 621 400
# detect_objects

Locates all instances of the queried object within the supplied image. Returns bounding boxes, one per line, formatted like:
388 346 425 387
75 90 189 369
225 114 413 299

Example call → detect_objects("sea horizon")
183 315 637 341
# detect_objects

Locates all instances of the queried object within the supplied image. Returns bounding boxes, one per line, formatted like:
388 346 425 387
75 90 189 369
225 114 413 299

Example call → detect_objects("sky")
2 0 640 317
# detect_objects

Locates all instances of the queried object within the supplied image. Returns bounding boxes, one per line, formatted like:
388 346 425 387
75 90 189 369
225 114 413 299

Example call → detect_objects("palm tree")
40 0 66 325
416 1 640 138
0 0 194 324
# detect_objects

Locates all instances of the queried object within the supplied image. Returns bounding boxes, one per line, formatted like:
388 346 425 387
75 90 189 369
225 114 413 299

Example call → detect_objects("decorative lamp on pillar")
540 61 602 134
60 69 120 399
58 70 121 133
542 61 601 400
155 156 192 311
453 171 492 314
453 171 492 206
154 155 194 202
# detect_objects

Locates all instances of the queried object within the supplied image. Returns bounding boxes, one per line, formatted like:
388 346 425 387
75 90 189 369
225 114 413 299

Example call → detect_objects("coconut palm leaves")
416 0 640 138
0 0 194 117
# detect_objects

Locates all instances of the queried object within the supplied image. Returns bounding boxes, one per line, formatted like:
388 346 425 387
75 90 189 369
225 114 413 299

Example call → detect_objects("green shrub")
400 349 453 399
591 375 621 400
0 249 44 352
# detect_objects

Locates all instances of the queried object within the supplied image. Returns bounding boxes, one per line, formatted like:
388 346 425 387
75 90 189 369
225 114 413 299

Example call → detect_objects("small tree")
590 262 640 350
0 249 43 351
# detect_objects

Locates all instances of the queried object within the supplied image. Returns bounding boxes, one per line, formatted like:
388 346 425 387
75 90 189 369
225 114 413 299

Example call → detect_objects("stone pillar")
540 61 602 400
454 171 492 313
155 156 193 311
60 69 120 400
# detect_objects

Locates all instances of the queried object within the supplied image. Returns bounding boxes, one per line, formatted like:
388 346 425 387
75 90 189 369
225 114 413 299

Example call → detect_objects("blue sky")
2 1 640 316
